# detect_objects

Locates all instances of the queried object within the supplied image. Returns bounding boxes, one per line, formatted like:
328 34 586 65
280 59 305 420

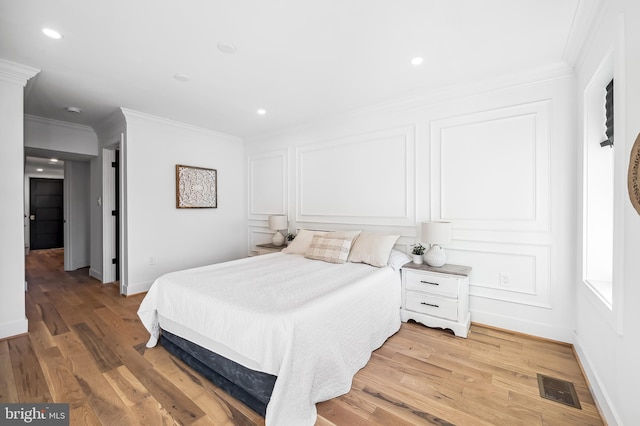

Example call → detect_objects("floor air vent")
537 373 581 409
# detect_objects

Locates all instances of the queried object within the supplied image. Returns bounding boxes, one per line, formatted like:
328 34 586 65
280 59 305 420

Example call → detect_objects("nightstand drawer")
405 292 458 321
404 271 459 298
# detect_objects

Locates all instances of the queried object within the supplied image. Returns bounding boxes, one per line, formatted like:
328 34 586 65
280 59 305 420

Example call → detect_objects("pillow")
347 232 400 267
387 249 411 271
282 229 326 254
305 235 352 264
325 230 361 244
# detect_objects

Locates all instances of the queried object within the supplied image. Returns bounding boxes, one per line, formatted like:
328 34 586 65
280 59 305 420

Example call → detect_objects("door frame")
101 134 127 293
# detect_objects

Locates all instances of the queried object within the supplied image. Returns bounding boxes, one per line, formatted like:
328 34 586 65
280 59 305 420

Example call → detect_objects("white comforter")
137 253 401 426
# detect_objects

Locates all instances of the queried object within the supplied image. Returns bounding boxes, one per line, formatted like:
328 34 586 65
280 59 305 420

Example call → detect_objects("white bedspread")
137 252 401 426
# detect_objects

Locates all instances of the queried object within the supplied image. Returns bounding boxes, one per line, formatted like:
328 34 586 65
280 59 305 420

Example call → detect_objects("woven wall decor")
629 132 640 215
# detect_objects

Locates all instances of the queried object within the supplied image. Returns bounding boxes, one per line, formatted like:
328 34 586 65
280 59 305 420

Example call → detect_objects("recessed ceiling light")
257 109 267 115
42 28 62 39
217 42 237 54
173 73 191 82
49 158 58 163
66 106 82 113
36 168 44 172
411 56 424 66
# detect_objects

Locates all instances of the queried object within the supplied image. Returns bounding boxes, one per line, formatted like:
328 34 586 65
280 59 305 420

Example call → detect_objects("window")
583 64 614 307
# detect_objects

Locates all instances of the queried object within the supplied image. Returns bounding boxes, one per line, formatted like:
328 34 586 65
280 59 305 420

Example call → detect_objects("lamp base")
424 245 446 267
272 231 285 247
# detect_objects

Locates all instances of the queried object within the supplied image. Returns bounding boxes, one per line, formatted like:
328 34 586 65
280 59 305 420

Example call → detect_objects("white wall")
89 155 103 280
121 109 245 295
245 70 577 343
0 59 38 339
575 0 640 424
64 160 90 270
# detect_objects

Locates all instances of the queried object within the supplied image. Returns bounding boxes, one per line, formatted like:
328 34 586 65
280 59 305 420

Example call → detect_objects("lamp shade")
268 215 288 231
421 221 452 245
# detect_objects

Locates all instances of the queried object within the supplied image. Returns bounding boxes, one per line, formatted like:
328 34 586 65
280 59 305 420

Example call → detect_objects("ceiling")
0 1 592 139
24 156 64 175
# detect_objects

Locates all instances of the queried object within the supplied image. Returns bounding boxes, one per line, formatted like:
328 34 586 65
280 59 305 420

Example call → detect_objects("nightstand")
400 262 472 338
255 243 287 255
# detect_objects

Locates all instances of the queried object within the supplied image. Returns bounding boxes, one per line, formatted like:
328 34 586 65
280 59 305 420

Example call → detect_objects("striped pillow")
304 235 352 264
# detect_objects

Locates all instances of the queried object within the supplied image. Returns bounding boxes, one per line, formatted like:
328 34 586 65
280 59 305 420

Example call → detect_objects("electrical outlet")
149 256 156 265
499 273 510 287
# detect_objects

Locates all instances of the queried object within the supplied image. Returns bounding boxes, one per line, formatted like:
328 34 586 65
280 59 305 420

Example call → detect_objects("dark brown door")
29 178 64 250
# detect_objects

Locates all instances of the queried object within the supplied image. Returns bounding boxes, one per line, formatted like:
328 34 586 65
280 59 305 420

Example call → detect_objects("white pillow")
282 229 327 255
347 232 400 267
305 235 352 264
387 249 411 271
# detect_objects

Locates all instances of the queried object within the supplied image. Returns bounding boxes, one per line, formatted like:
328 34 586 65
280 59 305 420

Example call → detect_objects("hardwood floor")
1 248 603 425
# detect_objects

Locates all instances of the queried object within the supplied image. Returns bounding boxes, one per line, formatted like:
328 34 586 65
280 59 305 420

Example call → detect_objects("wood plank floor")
0 248 603 425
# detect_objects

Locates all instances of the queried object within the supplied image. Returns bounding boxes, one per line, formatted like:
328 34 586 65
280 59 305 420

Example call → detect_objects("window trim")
581 47 624 335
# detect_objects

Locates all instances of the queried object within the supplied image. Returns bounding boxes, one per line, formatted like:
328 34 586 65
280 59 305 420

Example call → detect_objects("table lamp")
268 215 288 246
422 221 452 267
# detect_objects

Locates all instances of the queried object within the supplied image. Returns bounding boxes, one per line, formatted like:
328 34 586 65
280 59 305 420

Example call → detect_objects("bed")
137 231 407 425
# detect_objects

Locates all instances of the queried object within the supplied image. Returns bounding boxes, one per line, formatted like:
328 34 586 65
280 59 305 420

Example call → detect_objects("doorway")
102 141 125 293
29 178 64 250
113 149 120 281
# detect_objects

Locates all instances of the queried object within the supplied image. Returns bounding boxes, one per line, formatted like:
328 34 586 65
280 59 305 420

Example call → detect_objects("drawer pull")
420 302 439 308
420 280 439 286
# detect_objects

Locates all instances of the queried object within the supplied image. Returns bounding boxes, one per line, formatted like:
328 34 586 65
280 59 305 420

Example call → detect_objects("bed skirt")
159 329 276 416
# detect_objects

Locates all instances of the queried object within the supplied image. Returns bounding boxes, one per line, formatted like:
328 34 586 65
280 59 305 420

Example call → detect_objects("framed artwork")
629 132 640 215
176 164 217 208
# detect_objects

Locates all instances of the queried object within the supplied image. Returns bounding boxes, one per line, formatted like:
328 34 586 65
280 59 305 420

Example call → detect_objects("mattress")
159 328 276 416
138 252 402 425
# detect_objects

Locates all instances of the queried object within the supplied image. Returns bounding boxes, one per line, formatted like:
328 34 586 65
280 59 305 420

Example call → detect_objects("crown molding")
120 108 241 142
24 114 96 134
562 0 608 69
246 62 574 145
0 59 39 86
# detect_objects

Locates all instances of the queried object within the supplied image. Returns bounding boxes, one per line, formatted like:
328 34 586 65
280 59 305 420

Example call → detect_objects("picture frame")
629 132 640 215
176 164 217 208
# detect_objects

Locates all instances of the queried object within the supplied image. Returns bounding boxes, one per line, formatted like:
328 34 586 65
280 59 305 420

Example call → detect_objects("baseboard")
122 280 153 296
0 317 28 340
471 309 574 343
573 334 621 425
89 268 103 282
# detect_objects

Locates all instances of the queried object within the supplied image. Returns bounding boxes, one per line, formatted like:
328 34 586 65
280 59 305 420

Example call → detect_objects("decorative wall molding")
296 125 415 226
431 100 551 233
247 150 288 220
447 241 551 308
243 75 574 344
